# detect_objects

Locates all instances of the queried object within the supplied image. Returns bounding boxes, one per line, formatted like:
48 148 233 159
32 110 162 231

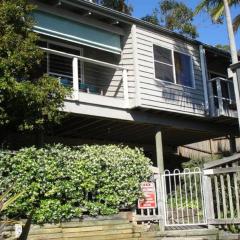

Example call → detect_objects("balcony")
209 77 237 118
39 44 129 110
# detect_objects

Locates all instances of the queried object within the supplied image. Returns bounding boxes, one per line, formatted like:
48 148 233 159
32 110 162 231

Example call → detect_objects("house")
1 0 239 231
7 0 238 169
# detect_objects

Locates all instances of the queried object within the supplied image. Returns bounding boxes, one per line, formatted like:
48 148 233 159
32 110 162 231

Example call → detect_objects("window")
37 40 83 87
153 45 194 88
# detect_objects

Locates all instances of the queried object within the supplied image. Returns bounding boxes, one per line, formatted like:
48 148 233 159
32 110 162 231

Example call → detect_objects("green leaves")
160 0 198 39
0 0 70 132
94 0 133 15
140 0 198 39
0 144 152 223
195 0 240 32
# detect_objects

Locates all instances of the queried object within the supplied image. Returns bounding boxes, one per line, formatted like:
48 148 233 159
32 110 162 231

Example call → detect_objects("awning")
33 10 122 54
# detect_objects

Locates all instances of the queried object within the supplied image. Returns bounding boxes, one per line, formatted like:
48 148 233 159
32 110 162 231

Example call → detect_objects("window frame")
153 44 195 89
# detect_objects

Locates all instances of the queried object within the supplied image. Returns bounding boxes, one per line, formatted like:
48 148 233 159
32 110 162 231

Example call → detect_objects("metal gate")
162 168 207 226
134 155 240 229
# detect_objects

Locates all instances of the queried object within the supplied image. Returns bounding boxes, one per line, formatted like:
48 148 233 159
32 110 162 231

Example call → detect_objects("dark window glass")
37 40 47 48
154 62 174 83
49 54 73 77
212 81 217 96
174 52 193 87
153 45 172 65
221 81 229 99
49 43 80 55
229 81 235 101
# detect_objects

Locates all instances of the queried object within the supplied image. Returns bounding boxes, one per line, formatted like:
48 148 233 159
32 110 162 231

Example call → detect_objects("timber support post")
155 131 165 232
229 134 237 155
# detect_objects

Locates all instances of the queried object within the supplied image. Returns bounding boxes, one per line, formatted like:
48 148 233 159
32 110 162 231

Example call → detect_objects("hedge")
0 144 152 223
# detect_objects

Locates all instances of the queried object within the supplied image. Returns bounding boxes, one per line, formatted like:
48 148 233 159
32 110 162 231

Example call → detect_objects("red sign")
138 182 157 209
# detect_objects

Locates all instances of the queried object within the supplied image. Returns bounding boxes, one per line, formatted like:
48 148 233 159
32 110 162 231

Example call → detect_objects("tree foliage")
141 9 160 25
0 144 152 223
160 0 198 38
94 0 133 15
195 0 240 32
0 0 69 132
215 44 230 52
141 0 198 39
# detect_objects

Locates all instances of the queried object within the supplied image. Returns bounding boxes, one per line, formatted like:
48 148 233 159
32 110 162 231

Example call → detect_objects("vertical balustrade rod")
189 173 195 223
173 172 179 223
194 171 200 223
216 78 224 115
72 57 79 100
183 171 190 224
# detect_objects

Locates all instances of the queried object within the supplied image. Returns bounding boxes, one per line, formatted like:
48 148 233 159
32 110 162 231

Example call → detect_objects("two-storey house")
8 0 238 170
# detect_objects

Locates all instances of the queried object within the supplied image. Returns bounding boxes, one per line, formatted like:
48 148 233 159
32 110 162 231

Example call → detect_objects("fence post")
202 173 215 228
122 69 129 108
72 57 79 100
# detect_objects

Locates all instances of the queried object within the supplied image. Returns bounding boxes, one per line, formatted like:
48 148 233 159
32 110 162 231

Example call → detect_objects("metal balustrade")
40 47 129 108
209 77 237 118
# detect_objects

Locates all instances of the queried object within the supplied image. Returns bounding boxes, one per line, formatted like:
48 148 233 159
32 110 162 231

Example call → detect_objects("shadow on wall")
154 41 205 115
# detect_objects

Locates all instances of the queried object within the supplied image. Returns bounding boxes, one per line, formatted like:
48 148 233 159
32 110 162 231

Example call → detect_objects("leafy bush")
0 144 151 223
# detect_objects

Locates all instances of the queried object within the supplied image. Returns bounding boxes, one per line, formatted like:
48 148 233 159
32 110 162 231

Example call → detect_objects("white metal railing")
209 77 236 117
40 47 129 108
162 168 206 226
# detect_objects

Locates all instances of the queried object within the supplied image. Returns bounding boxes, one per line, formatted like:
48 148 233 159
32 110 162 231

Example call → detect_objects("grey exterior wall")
134 26 206 116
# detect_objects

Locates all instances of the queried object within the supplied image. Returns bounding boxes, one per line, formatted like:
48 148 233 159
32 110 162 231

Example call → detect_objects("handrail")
40 47 129 108
209 77 233 83
40 47 126 70
209 95 235 102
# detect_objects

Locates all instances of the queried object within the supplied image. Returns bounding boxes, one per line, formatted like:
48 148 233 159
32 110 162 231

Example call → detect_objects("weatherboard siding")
135 26 206 116
119 29 136 101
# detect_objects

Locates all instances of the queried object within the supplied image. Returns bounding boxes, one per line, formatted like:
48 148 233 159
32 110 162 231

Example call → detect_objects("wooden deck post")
155 131 165 232
229 134 237 154
155 131 164 173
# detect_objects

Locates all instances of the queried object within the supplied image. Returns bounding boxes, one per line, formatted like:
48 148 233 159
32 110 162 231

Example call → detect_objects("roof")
41 0 232 58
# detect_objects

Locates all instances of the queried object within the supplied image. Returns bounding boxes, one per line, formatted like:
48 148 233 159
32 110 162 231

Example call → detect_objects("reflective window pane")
174 52 193 87
154 62 174 83
153 45 172 65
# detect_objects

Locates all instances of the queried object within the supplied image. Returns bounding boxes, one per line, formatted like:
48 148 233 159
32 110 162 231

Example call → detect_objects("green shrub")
0 144 151 223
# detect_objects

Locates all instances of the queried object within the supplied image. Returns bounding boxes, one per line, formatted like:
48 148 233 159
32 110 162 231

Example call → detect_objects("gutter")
63 0 233 58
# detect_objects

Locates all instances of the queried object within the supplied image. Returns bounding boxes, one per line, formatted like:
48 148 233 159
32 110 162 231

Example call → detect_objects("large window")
153 45 194 88
38 40 83 88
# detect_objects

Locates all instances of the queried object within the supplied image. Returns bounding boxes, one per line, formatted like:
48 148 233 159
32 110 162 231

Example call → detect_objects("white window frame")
41 38 85 83
153 44 195 89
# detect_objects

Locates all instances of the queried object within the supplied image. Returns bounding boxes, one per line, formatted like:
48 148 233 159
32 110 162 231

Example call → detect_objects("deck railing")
40 47 129 108
208 77 237 118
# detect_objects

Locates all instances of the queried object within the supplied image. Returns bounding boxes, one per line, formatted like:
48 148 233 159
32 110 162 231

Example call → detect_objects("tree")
160 0 198 38
94 0 133 15
141 0 198 39
0 1 69 135
215 44 230 52
195 0 240 32
141 9 160 25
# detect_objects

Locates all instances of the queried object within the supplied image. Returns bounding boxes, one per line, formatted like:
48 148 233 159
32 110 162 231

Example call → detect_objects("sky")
127 0 240 49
